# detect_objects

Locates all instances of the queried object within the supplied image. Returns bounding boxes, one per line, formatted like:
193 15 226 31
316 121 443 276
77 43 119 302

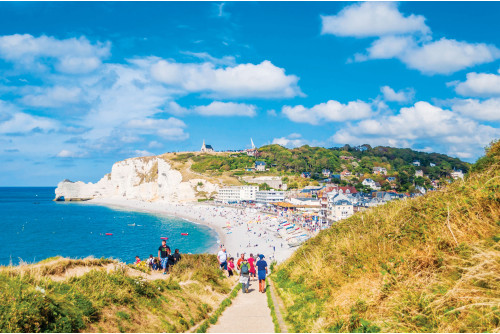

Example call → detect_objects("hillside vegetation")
272 140 500 332
0 254 234 333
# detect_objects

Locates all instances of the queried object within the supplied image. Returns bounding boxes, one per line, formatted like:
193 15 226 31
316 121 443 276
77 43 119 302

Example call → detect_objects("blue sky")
1 2 500 186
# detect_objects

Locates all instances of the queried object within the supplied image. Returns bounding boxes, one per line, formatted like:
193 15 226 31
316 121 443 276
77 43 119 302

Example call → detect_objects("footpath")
208 278 275 333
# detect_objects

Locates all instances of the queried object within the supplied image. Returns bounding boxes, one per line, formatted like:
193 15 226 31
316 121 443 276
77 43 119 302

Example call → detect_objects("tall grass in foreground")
0 254 231 333
272 140 500 333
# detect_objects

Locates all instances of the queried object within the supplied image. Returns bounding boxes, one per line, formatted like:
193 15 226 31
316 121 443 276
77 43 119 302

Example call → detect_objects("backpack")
241 262 249 275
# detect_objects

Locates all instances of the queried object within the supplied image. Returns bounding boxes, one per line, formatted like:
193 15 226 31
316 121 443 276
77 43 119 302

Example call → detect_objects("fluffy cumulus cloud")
381 85 415 102
272 133 308 148
450 98 500 121
331 101 500 159
321 2 429 37
282 100 373 125
453 69 500 97
0 34 110 74
325 3 500 75
150 60 302 98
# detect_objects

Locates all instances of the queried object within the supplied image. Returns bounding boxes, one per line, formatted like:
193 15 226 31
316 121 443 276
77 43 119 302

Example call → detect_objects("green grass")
271 140 500 333
0 254 232 333
266 278 281 333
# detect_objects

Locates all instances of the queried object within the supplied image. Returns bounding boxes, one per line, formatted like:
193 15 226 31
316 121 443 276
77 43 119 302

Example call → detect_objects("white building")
255 190 285 206
201 140 214 153
327 193 354 222
415 170 424 177
373 167 387 175
362 178 380 190
451 169 464 180
217 186 259 203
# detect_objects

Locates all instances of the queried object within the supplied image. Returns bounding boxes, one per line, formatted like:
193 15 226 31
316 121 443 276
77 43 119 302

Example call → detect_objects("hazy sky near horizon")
1 2 500 186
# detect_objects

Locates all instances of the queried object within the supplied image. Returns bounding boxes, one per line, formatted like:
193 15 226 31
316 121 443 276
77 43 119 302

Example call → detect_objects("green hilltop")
270 140 500 332
180 144 469 193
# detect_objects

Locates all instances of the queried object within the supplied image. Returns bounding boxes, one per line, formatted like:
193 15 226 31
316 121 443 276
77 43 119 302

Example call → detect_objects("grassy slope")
0 254 235 333
272 141 500 333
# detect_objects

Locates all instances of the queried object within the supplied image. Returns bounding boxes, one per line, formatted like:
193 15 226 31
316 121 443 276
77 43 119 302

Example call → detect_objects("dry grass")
272 140 500 332
0 254 234 333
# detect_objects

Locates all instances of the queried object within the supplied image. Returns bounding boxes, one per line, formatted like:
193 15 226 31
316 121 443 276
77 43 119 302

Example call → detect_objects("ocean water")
0 187 218 266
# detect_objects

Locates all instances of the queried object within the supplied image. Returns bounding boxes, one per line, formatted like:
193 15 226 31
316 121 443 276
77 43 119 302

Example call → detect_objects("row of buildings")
215 183 416 225
216 186 285 205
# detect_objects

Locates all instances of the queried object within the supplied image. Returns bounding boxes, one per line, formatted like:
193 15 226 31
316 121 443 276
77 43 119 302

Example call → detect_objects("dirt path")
208 278 274 333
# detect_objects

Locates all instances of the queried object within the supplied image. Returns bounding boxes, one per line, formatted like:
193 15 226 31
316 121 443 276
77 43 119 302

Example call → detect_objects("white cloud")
0 34 110 73
56 149 87 158
282 100 373 125
359 36 500 75
21 86 82 108
148 140 163 149
454 69 500 97
381 85 415 102
402 38 500 75
194 101 257 117
181 51 236 66
272 133 307 148
125 117 189 141
151 60 302 98
165 101 257 117
358 35 417 60
0 100 58 134
133 150 154 157
325 3 500 75
321 2 429 37
331 101 500 160
450 98 500 121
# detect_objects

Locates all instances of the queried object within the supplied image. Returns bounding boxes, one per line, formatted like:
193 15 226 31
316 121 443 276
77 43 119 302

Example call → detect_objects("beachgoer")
237 253 245 270
135 256 141 265
256 254 268 293
228 257 235 277
158 239 171 275
217 247 228 271
172 249 181 264
153 257 160 271
239 258 250 293
146 254 154 269
248 253 256 279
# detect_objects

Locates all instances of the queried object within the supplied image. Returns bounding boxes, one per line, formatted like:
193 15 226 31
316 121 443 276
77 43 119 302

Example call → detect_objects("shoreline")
85 198 295 263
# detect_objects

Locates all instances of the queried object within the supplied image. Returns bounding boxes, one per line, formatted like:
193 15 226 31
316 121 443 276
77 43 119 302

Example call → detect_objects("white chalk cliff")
54 156 219 202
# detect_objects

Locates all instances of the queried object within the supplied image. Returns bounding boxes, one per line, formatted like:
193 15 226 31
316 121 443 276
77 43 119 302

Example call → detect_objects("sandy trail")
208 278 274 333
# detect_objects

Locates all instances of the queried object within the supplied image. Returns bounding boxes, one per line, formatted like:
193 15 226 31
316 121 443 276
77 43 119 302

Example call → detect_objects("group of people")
217 247 268 293
134 239 182 274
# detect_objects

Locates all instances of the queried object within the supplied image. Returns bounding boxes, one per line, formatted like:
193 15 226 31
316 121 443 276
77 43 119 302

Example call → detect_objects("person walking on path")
227 257 235 277
248 253 256 280
236 253 245 270
172 249 182 264
158 239 171 275
239 258 250 293
256 254 268 293
218 247 228 271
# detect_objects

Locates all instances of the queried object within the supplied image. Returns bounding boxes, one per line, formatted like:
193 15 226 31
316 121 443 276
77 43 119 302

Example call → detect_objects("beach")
87 198 296 263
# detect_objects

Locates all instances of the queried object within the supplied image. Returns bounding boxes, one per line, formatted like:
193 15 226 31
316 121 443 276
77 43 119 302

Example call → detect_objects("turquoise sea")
0 187 218 266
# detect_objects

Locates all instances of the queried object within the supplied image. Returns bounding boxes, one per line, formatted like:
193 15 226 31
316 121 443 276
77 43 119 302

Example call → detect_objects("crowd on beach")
217 246 268 293
134 239 182 274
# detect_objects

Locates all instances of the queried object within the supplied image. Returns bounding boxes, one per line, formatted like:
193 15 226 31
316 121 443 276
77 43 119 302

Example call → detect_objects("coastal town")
196 139 468 248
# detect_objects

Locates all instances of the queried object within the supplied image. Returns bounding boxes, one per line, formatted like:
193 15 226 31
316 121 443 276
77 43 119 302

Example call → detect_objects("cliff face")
54 156 219 202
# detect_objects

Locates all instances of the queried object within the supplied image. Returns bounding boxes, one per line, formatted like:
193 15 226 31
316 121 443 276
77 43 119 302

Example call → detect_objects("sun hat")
259 254 264 259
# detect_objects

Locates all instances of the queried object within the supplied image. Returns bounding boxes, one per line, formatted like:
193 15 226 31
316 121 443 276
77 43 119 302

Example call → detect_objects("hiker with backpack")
239 257 251 293
256 254 268 293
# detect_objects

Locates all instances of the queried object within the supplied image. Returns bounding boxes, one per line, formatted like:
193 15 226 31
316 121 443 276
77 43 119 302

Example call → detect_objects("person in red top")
248 253 256 279
237 253 245 270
